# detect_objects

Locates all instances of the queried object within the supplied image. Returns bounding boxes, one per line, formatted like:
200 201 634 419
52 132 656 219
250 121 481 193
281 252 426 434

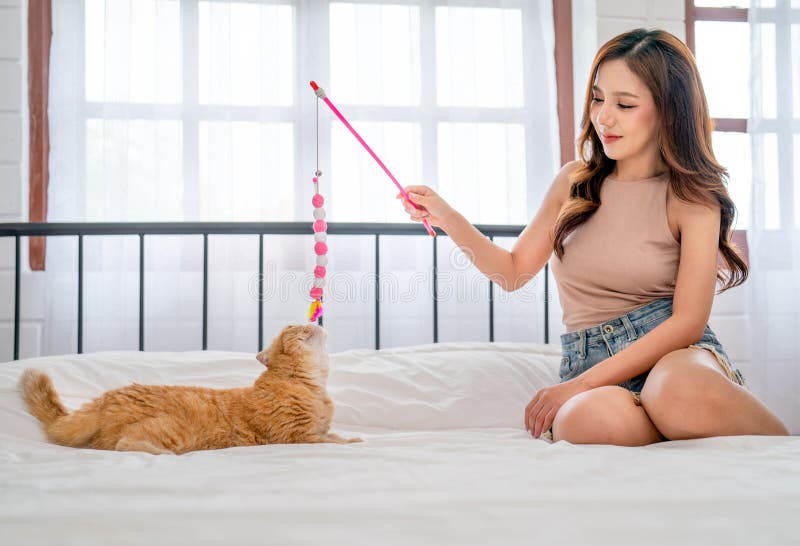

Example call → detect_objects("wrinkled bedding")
1 343 798 546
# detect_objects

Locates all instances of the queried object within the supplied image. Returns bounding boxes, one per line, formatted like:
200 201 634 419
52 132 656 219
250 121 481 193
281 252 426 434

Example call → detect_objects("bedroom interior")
0 0 798 545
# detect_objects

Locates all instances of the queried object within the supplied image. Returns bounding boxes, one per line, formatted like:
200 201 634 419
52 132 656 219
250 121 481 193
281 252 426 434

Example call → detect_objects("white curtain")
747 0 800 434
44 0 559 358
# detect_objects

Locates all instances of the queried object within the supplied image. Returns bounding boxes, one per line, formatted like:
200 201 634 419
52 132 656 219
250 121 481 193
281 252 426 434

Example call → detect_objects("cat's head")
255 323 329 380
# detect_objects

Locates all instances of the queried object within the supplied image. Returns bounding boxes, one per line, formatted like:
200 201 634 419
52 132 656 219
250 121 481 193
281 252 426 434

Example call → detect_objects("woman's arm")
576 196 722 389
399 160 578 291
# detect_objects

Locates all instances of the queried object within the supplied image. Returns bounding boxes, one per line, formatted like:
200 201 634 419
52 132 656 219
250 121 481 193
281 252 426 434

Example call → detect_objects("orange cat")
19 323 360 454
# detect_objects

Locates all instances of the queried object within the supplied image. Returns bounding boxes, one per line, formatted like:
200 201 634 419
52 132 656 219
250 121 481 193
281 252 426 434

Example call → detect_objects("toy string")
308 94 326 324
309 81 436 238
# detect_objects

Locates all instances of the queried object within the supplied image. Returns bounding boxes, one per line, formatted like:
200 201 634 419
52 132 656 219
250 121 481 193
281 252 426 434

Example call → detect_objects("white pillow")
0 342 561 441
328 341 561 429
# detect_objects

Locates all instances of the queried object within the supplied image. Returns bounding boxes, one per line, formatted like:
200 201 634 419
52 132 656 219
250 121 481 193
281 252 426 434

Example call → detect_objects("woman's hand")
396 185 456 230
524 377 591 439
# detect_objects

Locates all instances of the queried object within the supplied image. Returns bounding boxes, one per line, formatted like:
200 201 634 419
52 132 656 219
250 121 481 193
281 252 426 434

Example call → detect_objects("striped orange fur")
19 324 360 454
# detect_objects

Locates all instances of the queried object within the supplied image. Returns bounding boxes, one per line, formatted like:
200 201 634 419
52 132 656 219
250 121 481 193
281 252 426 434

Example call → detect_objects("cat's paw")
323 433 362 444
116 437 175 455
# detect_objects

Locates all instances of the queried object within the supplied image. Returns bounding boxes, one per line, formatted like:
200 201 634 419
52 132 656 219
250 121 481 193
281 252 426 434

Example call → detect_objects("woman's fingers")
396 188 431 219
397 193 424 215
534 406 554 438
543 407 557 438
396 185 449 229
527 390 549 437
534 407 557 439
525 395 539 432
401 202 428 217
399 186 435 210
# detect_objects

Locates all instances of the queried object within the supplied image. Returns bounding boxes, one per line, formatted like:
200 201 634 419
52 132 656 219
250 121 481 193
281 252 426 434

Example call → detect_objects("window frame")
685 1 749 133
686 0 750 261
28 0 52 271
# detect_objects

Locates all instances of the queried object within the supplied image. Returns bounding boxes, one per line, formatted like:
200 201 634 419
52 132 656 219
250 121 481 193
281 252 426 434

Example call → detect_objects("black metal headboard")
0 222 550 360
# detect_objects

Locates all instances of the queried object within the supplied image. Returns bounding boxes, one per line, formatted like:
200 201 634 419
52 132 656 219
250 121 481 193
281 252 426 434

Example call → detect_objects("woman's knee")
552 386 663 446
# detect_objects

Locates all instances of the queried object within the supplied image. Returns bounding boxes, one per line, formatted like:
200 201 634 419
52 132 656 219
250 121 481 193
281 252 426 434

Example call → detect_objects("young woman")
397 28 789 446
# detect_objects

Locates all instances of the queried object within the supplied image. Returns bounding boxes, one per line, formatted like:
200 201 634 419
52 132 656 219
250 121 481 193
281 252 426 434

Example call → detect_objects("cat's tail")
19 369 98 447
19 369 102 447
19 369 68 426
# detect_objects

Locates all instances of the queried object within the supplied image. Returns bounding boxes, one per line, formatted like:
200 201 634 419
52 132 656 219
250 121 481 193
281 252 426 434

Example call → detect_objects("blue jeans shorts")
541 298 750 442
558 297 749 402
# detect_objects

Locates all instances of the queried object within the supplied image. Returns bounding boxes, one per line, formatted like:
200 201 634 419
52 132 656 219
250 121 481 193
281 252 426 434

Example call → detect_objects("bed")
3 343 800 545
1 223 799 545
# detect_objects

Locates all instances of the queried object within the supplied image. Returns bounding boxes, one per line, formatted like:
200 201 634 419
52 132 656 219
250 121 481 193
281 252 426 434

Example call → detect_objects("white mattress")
1 343 798 546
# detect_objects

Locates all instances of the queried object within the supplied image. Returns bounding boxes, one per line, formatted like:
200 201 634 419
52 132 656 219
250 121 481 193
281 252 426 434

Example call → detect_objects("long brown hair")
552 28 748 292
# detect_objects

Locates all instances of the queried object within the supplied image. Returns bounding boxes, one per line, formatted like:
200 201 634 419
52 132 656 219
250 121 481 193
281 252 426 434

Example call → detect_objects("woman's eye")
592 97 603 103
618 104 634 109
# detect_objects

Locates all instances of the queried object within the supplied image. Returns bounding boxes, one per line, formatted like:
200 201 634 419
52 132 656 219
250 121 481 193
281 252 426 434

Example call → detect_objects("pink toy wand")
310 81 436 238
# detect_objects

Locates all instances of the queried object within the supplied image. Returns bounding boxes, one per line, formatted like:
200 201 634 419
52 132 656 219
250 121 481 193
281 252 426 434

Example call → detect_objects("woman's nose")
596 102 614 128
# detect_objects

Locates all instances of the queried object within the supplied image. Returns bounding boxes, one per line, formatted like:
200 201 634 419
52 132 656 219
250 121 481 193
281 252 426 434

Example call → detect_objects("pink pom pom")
314 242 328 255
310 287 323 299
314 266 326 278
312 177 318 183
312 194 325 208
313 219 327 233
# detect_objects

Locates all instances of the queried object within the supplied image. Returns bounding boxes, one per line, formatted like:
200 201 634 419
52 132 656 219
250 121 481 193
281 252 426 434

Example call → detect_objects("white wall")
0 0 41 362
0 0 24 222
596 0 686 44
0 0 748 369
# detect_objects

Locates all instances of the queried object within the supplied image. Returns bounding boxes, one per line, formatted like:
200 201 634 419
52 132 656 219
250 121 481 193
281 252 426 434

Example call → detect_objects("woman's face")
590 59 661 163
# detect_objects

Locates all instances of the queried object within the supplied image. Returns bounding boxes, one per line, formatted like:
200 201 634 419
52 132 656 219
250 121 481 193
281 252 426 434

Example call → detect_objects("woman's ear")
256 350 269 367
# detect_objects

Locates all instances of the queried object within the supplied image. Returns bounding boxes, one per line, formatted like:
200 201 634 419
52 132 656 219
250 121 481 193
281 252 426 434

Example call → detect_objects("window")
45 0 559 229
687 1 752 229
33 1 564 353
687 0 799 232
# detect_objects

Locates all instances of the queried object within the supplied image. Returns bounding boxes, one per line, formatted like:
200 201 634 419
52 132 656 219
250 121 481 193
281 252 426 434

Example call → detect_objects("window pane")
755 23 777 118
199 2 293 106
695 21 750 118
330 122 422 222
712 131 751 230
436 7 524 108
199 122 294 220
330 3 421 106
86 119 183 220
762 133 780 230
85 0 181 103
438 123 526 224
794 25 800 117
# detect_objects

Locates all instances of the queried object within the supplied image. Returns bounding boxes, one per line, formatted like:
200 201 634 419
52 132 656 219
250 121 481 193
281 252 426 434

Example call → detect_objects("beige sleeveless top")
548 172 680 332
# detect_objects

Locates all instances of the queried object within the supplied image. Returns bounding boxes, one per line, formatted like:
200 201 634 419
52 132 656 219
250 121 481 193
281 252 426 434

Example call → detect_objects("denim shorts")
558 297 749 401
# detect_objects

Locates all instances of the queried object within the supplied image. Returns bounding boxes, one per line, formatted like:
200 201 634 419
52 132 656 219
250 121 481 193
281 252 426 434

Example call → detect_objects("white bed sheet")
1 344 798 546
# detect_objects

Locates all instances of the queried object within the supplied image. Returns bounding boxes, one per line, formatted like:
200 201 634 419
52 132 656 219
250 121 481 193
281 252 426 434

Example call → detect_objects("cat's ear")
256 351 269 367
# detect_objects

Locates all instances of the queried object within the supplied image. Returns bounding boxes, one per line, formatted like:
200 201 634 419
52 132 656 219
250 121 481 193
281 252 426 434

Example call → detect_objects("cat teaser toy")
307 81 436 322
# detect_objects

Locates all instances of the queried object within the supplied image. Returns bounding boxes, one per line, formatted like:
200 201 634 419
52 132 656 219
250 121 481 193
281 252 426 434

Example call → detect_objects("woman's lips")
602 134 621 144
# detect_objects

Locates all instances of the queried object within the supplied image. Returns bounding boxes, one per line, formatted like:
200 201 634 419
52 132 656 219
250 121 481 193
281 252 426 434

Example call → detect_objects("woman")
397 28 789 446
